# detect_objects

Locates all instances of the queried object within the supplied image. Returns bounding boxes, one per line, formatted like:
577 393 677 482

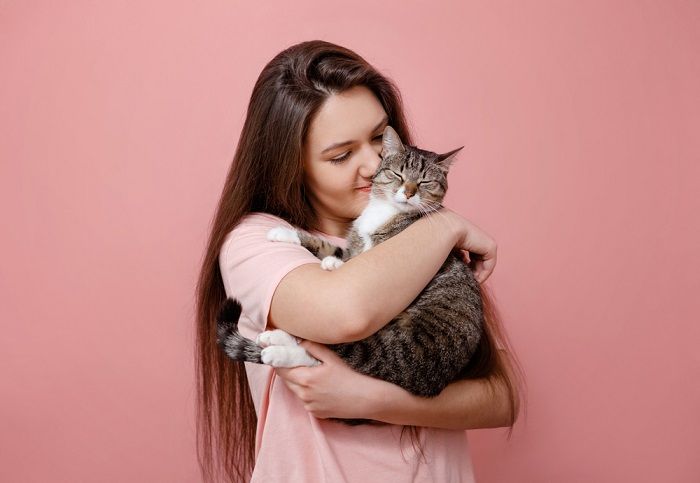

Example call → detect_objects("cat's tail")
216 297 262 364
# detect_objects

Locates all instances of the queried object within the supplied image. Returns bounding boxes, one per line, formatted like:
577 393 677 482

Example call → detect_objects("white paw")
320 256 344 271
256 329 299 347
267 226 301 244
261 346 321 367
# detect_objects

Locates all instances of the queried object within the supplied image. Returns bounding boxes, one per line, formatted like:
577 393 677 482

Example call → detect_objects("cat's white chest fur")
354 197 399 252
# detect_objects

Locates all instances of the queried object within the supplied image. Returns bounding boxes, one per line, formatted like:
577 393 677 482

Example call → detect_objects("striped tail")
216 297 262 364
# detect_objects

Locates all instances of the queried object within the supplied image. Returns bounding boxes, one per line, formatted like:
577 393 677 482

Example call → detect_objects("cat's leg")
267 225 350 268
261 345 320 367
320 256 344 271
256 329 299 347
297 231 349 269
266 226 301 244
256 329 321 367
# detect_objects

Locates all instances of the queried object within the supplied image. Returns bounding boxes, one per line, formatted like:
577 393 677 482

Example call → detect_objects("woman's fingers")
273 340 379 419
462 222 497 283
275 366 311 386
441 208 497 283
276 375 310 403
468 248 497 283
274 342 331 385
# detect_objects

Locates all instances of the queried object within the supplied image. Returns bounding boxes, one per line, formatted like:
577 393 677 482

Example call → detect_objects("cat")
217 125 484 406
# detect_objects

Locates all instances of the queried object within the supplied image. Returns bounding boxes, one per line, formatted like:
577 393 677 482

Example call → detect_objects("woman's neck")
313 213 353 238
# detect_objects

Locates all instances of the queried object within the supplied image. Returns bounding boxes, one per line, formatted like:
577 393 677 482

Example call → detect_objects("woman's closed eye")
329 153 350 164
329 134 384 164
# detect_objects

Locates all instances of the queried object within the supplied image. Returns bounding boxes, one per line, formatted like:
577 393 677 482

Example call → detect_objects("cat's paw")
261 346 320 367
320 256 344 271
267 226 301 244
256 329 299 348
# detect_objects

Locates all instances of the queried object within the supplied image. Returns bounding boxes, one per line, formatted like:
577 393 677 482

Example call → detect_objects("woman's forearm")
269 208 495 344
367 373 512 430
338 210 462 340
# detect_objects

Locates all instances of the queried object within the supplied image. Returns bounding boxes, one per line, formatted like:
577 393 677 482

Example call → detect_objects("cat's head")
370 125 463 213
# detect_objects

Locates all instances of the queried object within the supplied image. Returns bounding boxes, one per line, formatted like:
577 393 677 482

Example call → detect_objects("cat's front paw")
256 329 299 347
261 346 320 367
267 226 301 244
320 256 344 271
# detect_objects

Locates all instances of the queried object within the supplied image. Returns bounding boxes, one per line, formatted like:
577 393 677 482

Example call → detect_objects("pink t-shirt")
219 212 476 482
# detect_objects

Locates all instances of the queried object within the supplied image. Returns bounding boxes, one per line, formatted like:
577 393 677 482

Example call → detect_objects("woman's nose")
358 145 382 178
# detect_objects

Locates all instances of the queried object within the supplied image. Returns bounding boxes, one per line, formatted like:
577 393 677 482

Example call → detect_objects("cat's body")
314 205 483 398
217 125 484 420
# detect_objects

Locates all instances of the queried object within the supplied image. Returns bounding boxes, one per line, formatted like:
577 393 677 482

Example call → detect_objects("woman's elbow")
292 290 370 344
329 295 373 343
335 307 371 344
340 280 397 342
491 374 519 428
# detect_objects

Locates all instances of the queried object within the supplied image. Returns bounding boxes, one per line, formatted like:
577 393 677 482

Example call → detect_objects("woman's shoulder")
223 212 292 243
219 211 300 264
220 211 345 258
236 211 294 229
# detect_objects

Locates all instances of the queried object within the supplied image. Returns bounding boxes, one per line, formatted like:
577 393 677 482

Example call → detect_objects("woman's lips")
356 186 372 193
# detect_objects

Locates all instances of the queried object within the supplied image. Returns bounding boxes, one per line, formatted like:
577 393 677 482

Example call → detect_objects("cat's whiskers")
417 205 439 229
367 187 450 230
416 199 452 230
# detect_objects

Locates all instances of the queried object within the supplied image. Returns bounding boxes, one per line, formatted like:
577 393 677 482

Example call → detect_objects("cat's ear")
435 146 464 173
381 125 405 159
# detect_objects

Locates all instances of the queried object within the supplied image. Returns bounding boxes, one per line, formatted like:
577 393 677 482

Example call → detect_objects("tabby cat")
217 125 484 406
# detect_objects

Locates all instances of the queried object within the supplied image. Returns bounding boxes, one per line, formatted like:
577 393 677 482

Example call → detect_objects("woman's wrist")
366 377 422 423
426 207 465 248
426 208 498 283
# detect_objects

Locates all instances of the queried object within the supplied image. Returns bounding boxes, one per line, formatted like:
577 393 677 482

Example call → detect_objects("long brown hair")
195 39 526 482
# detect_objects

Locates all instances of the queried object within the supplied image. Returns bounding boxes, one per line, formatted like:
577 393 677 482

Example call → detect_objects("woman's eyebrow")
321 115 389 154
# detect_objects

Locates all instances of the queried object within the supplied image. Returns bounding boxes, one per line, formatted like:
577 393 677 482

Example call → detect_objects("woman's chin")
354 189 370 200
350 195 370 214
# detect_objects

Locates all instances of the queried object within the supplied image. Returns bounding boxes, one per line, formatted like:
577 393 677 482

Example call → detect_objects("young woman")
195 40 525 482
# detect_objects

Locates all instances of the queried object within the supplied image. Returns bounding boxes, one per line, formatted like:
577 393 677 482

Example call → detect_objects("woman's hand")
274 340 386 420
438 207 498 283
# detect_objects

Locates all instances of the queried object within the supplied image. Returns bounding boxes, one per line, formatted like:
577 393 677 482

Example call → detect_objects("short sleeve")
218 212 321 338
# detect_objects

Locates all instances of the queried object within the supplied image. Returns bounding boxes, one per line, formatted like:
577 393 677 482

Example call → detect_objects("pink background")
2 1 698 482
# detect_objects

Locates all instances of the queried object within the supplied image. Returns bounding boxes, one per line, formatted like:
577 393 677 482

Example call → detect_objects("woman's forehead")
306 86 387 151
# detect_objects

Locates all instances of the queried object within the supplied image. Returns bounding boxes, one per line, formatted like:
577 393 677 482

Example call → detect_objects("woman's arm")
269 208 497 344
369 370 512 430
275 341 515 429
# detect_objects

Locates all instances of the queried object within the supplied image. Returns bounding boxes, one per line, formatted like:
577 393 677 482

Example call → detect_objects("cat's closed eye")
385 170 403 181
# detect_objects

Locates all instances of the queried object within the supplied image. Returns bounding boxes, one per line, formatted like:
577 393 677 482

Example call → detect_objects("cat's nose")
404 182 417 199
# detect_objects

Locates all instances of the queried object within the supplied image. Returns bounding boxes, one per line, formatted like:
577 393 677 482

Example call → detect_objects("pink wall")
2 1 698 481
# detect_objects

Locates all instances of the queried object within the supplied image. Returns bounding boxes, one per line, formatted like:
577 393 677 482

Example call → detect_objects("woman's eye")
330 135 382 164
330 152 350 164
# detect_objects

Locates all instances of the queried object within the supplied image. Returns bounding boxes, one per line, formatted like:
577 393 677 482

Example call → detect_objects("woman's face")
303 85 388 230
